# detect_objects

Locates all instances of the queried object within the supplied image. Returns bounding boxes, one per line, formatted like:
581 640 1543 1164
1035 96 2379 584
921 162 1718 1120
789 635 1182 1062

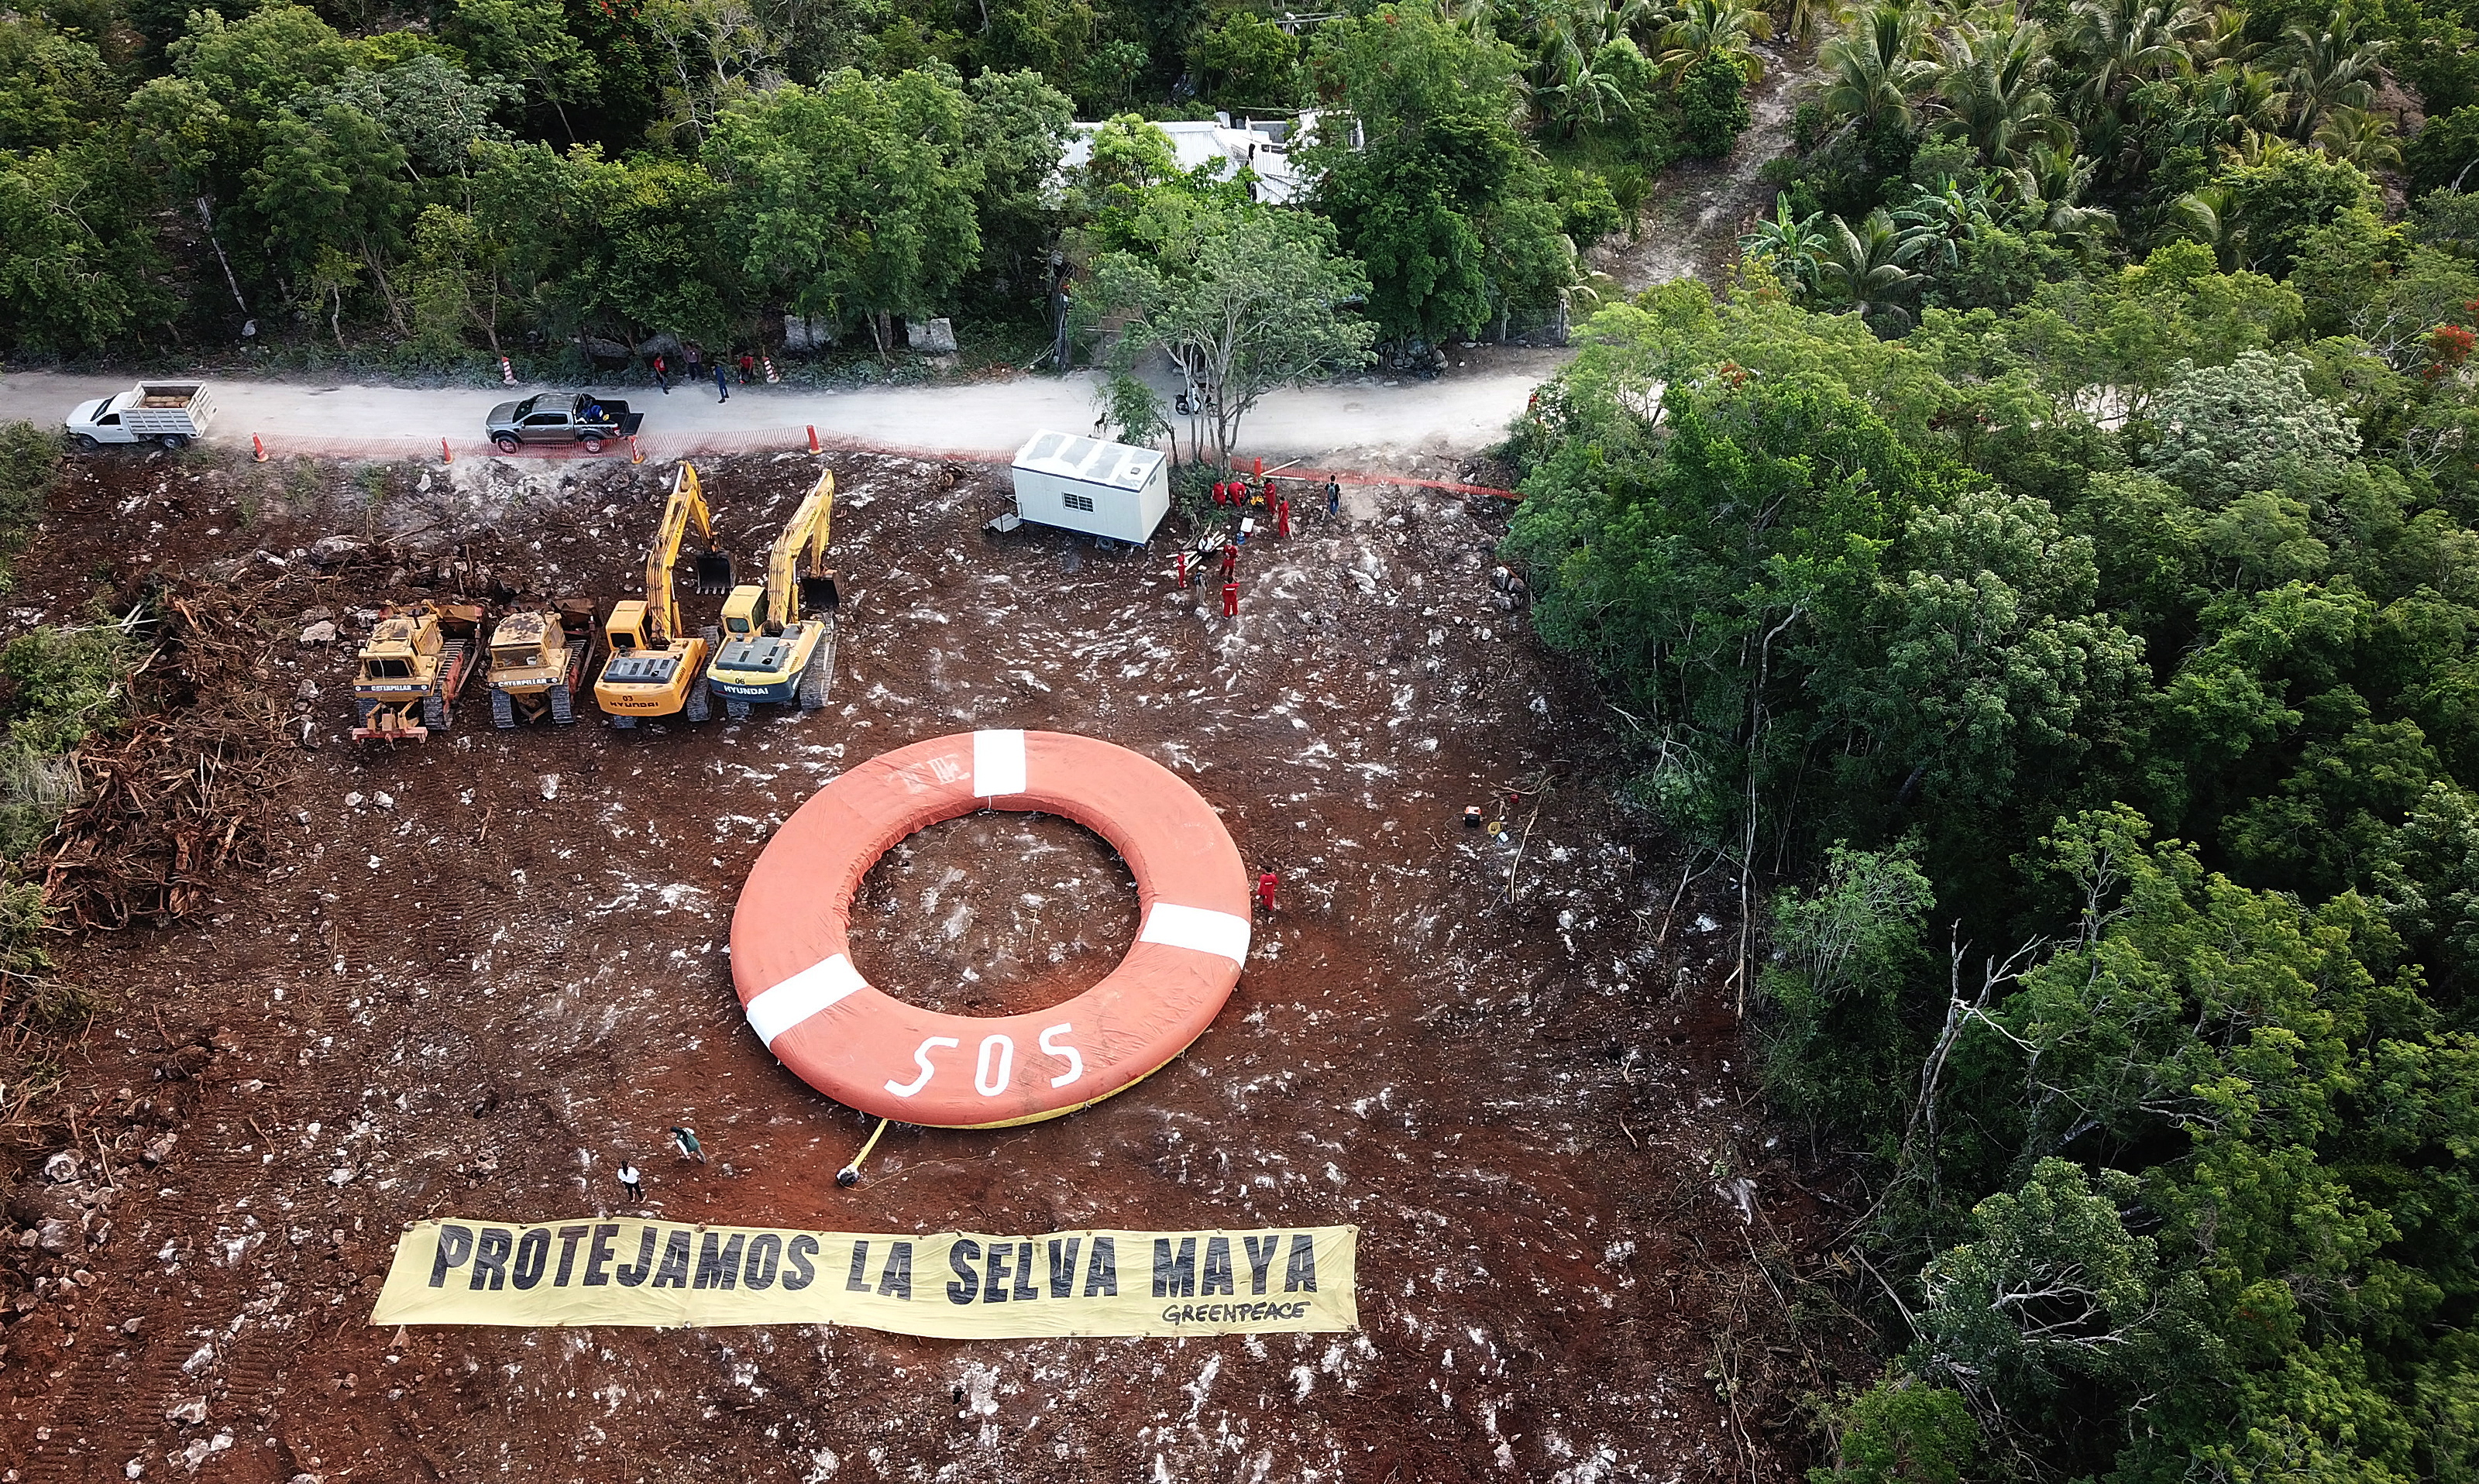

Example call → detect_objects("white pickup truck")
64 383 218 451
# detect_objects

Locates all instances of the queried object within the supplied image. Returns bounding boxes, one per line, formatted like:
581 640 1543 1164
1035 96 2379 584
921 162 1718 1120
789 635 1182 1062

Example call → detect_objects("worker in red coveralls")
1275 497 1291 538
1256 871 1278 912
1213 479 1228 507
1222 580 1240 617
1220 541 1238 579
1174 551 1189 589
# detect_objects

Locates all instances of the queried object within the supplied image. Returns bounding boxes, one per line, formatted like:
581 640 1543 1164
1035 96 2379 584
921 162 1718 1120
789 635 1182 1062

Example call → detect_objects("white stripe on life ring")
748 953 868 1047
1139 902 1252 965
973 729 1027 798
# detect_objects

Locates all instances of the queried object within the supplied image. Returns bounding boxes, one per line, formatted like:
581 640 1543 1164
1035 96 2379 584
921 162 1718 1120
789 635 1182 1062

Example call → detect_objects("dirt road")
1597 43 1823 290
0 352 1565 465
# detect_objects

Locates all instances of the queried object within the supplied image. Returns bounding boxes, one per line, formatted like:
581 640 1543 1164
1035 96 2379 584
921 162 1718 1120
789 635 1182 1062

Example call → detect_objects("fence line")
243 427 1522 500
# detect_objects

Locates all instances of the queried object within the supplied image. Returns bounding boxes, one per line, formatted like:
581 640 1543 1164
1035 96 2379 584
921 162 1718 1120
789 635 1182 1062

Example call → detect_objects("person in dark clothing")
713 363 730 401
1326 479 1342 517
670 1126 707 1163
738 352 755 386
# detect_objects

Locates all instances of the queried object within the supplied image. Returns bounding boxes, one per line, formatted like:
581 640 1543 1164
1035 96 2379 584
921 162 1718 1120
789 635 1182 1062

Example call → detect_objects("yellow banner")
372 1218 1358 1337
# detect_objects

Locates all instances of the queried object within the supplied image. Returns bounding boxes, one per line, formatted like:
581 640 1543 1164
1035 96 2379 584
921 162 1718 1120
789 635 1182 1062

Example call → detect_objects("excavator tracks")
797 623 837 710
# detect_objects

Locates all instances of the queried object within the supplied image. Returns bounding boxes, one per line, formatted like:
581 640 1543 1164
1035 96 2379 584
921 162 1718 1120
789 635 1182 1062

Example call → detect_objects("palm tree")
1817 208 1925 330
2316 104 2403 170
1741 194 1830 290
1659 0 1775 83
2188 61 2292 144
2065 0 2208 129
2168 184 2246 270
1528 0 1669 136
1822 3 1939 132
1786 0 1856 50
2219 128 2293 167
1893 177 1996 275
1935 19 2072 167
1439 0 1501 39
1587 0 1669 50
2005 142 2118 242
2188 3 2261 68
1539 43 1638 135
1527 5 1580 94
2281 12 2385 141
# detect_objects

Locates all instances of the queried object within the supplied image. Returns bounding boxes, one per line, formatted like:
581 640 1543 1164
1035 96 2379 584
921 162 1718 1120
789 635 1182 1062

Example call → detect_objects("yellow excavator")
593 463 734 727
703 470 841 720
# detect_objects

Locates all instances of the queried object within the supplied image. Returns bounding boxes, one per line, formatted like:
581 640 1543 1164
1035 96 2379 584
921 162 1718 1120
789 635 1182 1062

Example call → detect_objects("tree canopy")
0 0 1730 365
1508 231 2479 1477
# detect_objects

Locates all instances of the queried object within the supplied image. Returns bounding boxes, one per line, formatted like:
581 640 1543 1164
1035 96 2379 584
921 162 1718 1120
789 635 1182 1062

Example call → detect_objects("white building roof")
1013 431 1166 492
1059 112 1331 204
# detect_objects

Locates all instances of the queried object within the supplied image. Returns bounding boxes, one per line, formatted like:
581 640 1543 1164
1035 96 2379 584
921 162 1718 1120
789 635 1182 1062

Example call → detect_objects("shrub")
1809 1373 1979 1484
1677 55 1751 159
1553 168 1625 246
2408 105 2479 199
0 418 59 589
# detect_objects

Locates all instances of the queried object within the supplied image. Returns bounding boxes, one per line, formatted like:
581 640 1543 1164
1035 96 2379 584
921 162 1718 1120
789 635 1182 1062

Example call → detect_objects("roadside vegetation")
1505 4 2479 1466
0 0 1759 380
0 424 136 1108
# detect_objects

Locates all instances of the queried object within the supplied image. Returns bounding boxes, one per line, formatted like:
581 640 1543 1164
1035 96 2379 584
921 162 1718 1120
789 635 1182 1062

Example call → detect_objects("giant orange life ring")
730 730 1251 1128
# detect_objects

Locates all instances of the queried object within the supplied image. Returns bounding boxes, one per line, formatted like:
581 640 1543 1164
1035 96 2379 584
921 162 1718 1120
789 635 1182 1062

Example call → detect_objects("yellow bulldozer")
703 469 841 720
484 600 596 727
350 600 483 743
593 463 735 728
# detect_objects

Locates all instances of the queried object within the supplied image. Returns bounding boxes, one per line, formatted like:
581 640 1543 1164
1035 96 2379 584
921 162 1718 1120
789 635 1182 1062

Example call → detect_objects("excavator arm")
764 471 840 630
642 464 732 646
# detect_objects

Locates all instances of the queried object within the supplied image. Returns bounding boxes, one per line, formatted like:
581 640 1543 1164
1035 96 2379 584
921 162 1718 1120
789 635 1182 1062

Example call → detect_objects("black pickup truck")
485 393 645 454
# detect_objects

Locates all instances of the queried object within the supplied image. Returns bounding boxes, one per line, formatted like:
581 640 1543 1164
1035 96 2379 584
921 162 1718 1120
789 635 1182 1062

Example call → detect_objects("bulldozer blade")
693 551 736 595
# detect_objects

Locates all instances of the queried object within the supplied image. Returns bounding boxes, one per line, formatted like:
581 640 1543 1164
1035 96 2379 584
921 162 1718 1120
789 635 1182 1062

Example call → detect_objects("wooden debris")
39 577 299 932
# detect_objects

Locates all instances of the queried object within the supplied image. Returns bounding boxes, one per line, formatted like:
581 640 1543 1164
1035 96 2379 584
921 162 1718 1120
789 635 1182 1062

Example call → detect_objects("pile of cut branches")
38 579 298 932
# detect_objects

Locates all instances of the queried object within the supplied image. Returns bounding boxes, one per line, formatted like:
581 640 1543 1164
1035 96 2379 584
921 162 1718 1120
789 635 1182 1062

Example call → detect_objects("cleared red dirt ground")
0 445 1855 1483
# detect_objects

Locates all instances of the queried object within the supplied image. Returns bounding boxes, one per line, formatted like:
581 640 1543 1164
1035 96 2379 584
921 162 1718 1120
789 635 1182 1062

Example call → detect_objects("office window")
1063 491 1095 512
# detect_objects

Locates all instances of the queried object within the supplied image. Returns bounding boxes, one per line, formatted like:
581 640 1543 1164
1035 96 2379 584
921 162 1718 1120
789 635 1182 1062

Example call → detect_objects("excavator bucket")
692 550 735 595
799 572 841 614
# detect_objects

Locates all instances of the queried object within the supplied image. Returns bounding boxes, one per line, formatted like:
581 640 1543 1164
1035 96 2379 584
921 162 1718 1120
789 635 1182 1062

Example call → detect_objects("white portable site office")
1009 431 1171 544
